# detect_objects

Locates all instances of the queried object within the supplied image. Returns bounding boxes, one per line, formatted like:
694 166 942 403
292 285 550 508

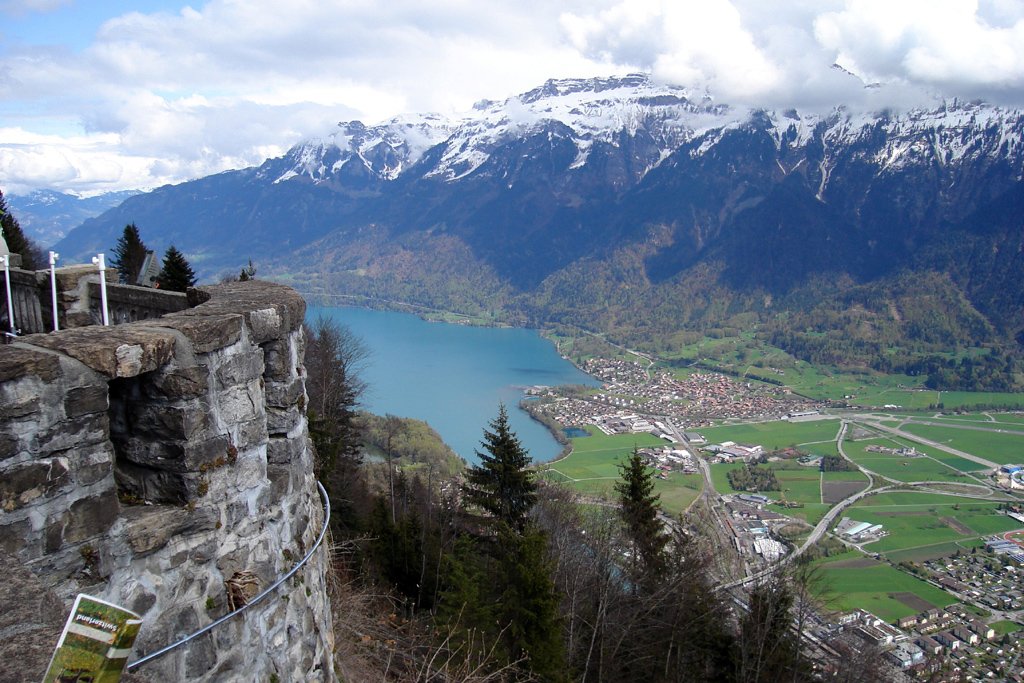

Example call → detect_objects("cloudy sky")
2 0 1023 196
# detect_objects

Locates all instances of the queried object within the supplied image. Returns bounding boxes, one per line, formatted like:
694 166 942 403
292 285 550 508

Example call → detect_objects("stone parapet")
0 280 336 682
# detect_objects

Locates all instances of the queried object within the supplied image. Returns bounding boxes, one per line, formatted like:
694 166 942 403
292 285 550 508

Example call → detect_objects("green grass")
654 473 704 514
549 426 666 480
708 460 834 523
815 552 955 622
544 426 702 514
898 422 1024 466
709 462 745 496
930 392 1024 410
990 620 1022 635
845 493 1022 556
698 420 841 451
842 437 981 482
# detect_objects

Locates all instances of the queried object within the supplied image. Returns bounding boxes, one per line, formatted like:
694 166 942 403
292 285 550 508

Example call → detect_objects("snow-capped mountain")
6 189 139 248
56 74 1024 360
257 74 1023 193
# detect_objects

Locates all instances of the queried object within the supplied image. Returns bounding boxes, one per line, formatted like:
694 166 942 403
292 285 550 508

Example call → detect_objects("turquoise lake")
306 306 598 464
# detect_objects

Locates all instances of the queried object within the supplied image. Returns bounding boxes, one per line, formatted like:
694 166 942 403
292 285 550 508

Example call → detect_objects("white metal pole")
1 255 14 334
49 251 60 331
92 253 110 326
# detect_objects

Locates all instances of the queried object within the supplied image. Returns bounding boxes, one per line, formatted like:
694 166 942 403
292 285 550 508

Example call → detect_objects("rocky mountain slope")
55 75 1024 380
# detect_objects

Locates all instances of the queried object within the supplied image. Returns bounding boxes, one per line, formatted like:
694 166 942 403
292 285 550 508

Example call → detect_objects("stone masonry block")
0 458 70 511
64 384 108 418
129 402 213 442
265 376 303 408
261 338 293 381
214 348 264 387
58 489 120 545
217 383 263 424
234 417 268 452
266 405 302 436
144 365 210 400
147 313 244 354
267 435 304 465
33 413 108 458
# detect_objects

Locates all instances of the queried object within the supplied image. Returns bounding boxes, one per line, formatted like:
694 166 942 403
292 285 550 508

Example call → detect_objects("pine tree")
496 525 568 682
157 245 196 292
238 258 257 281
462 404 537 532
110 223 149 284
615 448 669 579
0 190 43 270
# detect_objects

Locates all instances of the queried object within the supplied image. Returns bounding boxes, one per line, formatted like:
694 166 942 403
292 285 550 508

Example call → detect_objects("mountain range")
52 75 1024 387
7 189 139 247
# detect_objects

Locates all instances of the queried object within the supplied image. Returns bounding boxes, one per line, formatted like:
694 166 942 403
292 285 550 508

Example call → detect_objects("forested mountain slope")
56 75 1024 387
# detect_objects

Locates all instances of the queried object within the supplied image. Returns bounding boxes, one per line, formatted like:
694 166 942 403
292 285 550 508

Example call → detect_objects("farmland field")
844 493 1022 559
898 422 1024 465
842 437 981 482
544 427 701 514
822 470 869 504
697 420 841 452
815 551 956 622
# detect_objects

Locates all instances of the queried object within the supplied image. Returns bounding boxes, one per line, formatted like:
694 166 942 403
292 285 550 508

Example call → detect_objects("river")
306 306 598 464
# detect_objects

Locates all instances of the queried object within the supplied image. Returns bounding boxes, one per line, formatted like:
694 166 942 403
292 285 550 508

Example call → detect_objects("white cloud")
1 0 1022 195
815 0 1024 97
562 0 784 100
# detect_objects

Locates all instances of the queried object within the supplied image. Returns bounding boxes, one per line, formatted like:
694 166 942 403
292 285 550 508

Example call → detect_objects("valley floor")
528 353 1024 680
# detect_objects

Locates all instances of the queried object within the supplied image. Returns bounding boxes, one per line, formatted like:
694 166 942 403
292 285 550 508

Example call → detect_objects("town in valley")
525 355 1024 681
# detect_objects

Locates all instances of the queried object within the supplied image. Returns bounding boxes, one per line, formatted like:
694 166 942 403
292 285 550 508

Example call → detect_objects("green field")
842 437 982 483
815 552 957 622
708 460 836 524
698 419 841 452
990 620 1022 636
544 427 701 514
844 492 1022 561
898 422 1024 466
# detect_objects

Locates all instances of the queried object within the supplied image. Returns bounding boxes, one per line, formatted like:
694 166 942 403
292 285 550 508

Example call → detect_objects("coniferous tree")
156 245 196 292
238 258 257 281
462 404 537 532
0 190 43 270
615 447 669 579
110 223 149 284
495 525 568 682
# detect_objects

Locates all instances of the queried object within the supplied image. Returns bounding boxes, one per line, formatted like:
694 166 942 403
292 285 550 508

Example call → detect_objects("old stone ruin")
0 277 337 682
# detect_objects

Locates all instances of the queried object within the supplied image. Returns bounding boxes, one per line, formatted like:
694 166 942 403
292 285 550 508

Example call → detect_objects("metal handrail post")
91 253 110 325
1 255 14 333
49 251 60 331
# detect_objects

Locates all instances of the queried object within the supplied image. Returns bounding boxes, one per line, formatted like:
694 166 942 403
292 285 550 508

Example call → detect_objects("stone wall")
0 281 336 682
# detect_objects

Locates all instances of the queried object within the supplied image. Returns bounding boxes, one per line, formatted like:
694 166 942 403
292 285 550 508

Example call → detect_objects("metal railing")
127 480 331 671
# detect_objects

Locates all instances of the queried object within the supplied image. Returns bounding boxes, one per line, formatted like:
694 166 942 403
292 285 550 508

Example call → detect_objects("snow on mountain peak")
273 75 1024 188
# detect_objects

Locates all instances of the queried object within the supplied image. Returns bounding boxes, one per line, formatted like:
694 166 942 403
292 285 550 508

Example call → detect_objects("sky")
1 0 1023 196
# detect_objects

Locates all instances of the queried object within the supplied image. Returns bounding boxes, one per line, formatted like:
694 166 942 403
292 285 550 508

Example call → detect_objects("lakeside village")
525 357 1024 681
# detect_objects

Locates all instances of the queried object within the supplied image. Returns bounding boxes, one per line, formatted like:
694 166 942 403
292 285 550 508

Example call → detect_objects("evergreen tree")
238 258 257 281
0 190 43 270
496 525 568 682
615 447 669 579
156 245 196 292
462 404 537 532
110 223 149 284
